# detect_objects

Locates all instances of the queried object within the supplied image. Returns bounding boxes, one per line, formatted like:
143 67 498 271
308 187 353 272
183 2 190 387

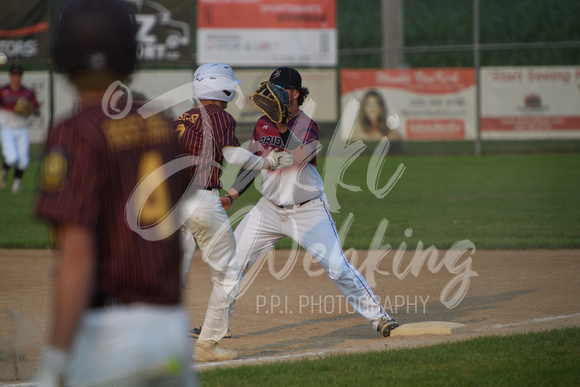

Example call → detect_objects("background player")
221 67 399 338
0 63 40 193
176 63 292 362
34 0 194 385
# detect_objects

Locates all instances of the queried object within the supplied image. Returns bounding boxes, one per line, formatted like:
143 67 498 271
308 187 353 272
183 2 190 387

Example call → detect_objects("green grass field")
1 149 579 249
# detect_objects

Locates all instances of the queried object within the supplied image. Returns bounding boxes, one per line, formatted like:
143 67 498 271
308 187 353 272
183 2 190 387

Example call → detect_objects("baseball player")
220 67 399 338
34 0 194 385
0 63 40 193
175 63 293 362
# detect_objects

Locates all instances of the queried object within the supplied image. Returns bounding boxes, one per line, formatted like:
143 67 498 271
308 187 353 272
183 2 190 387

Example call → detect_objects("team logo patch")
40 148 68 191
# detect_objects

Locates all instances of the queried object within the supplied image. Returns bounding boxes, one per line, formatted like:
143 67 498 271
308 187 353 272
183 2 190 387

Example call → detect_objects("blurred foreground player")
34 0 195 385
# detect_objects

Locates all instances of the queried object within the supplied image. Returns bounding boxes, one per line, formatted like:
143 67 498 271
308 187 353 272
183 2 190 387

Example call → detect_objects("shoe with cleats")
11 178 21 193
377 318 399 337
194 340 239 362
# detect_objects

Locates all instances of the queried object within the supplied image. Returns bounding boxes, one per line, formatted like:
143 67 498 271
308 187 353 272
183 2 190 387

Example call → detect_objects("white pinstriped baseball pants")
231 194 392 330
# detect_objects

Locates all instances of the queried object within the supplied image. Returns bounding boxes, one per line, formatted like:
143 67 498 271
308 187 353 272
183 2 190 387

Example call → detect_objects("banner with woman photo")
340 69 477 142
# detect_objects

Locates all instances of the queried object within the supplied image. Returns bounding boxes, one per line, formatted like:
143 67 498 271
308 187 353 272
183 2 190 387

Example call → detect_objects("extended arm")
220 167 260 210
222 146 292 171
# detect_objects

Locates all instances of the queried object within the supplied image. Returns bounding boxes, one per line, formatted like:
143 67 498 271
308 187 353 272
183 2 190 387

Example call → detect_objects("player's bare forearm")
220 189 240 210
50 225 96 350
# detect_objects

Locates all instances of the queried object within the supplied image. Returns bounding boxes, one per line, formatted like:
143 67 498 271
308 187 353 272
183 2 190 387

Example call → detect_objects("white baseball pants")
64 305 195 386
180 189 241 343
1 125 30 170
232 195 392 330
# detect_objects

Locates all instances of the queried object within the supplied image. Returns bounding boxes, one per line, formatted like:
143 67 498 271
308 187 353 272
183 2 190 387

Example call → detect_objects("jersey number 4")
126 150 173 240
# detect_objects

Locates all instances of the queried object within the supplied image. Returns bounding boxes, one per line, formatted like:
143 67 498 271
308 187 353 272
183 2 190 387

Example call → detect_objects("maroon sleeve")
210 108 240 150
35 122 104 230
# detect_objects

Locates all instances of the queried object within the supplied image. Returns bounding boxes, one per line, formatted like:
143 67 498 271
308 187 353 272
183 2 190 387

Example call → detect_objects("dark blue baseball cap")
9 64 23 74
269 67 302 89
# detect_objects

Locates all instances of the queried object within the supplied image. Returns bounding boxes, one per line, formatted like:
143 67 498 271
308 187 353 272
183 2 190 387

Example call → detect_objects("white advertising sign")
481 67 580 139
197 0 337 67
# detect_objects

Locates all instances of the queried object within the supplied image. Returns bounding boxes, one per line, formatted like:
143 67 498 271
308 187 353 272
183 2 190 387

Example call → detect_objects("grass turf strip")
2 153 579 249
199 327 580 387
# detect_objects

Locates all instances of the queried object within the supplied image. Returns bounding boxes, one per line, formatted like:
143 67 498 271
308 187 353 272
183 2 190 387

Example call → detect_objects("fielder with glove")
0 64 40 193
216 67 399 340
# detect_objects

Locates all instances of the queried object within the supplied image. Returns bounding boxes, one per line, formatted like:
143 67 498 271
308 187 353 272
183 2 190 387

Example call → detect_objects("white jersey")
249 112 323 206
261 163 323 206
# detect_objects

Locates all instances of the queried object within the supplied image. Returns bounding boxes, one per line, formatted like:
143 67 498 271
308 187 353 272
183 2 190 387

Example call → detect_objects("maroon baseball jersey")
249 112 319 166
0 84 39 112
35 104 182 307
174 103 240 189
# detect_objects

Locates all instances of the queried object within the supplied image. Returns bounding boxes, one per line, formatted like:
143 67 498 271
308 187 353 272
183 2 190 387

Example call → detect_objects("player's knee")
18 160 29 170
3 155 17 166
327 261 349 281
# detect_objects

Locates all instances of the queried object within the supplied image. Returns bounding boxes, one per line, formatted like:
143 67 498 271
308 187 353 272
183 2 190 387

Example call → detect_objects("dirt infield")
1 248 580 380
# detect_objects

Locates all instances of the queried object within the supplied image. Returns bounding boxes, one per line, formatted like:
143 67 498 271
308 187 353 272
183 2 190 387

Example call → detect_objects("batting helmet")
192 63 242 102
51 0 138 75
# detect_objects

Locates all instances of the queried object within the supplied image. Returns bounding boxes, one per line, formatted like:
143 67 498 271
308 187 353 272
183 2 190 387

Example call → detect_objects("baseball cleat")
194 340 239 362
189 325 232 339
377 318 399 337
11 179 21 194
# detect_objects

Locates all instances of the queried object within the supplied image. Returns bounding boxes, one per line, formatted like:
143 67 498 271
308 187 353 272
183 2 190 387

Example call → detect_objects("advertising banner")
121 0 193 64
197 0 337 67
340 69 476 141
0 0 50 64
481 67 580 139
1 0 193 66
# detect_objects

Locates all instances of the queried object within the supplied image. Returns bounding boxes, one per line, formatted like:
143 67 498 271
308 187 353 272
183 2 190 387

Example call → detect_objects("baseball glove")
14 98 35 116
266 149 294 170
250 82 290 124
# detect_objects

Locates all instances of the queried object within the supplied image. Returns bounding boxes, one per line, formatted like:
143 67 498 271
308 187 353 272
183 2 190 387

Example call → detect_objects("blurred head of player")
192 63 241 108
9 64 23 90
269 66 309 107
51 0 138 91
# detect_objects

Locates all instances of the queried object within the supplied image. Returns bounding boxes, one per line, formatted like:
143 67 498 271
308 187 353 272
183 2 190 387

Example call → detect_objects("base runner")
175 63 293 362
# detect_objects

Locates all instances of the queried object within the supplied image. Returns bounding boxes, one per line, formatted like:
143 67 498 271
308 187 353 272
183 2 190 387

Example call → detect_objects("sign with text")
197 0 337 66
122 0 193 64
340 69 476 141
481 67 580 139
0 0 50 64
